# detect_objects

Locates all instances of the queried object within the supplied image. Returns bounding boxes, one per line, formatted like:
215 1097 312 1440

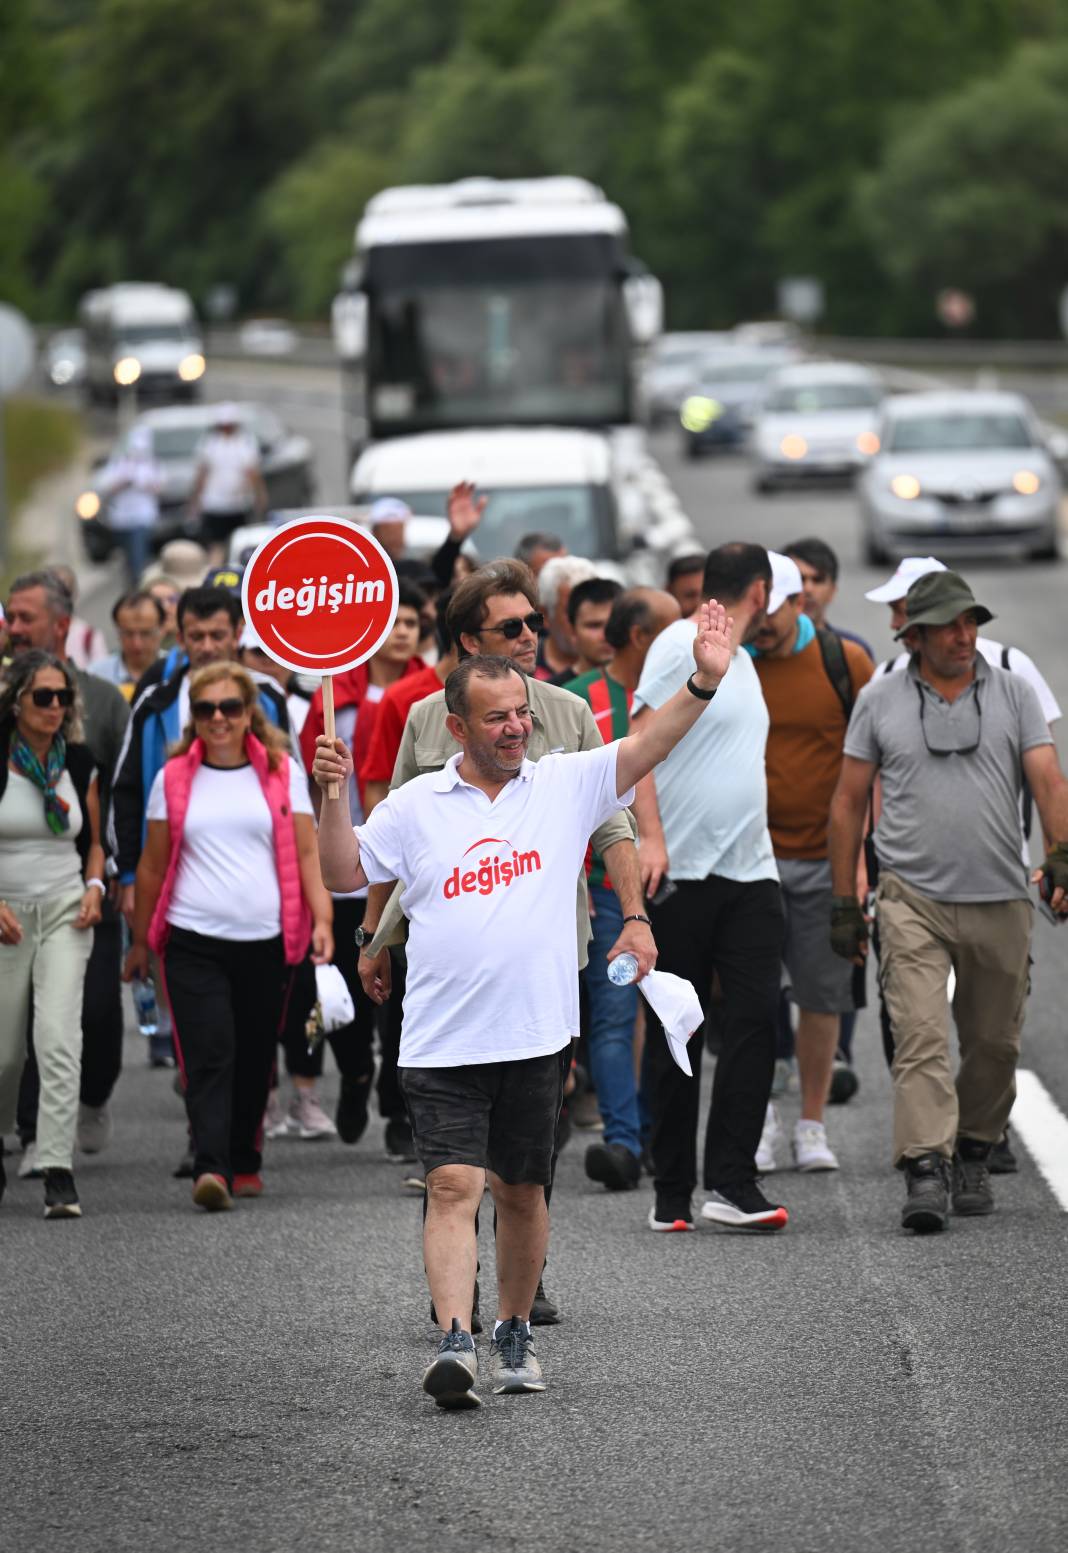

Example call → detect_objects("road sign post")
241 516 400 801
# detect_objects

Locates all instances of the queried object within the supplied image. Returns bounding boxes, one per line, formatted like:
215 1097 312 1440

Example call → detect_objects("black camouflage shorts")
399 1047 569 1185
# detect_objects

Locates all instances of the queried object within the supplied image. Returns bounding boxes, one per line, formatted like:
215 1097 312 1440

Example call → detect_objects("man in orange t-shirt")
751 553 873 1175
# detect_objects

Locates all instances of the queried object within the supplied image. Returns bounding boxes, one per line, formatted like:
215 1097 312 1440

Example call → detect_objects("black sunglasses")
191 697 246 721
477 611 544 641
916 681 982 756
30 687 75 708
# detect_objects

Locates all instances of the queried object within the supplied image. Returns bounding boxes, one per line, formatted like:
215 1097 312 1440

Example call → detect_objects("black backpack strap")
816 628 855 722
999 644 1035 838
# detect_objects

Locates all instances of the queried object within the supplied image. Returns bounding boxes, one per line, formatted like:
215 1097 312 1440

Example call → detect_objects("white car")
239 319 299 356
858 391 1061 564
349 426 698 582
752 362 883 489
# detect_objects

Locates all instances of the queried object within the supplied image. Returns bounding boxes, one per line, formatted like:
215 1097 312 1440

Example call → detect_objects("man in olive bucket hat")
827 570 1068 1233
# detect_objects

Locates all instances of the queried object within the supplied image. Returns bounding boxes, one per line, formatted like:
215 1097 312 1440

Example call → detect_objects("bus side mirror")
623 274 663 346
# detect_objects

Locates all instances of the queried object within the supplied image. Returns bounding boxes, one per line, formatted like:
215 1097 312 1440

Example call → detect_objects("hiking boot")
828 1058 860 1105
901 1153 950 1234
584 1141 641 1191
43 1168 81 1219
490 1318 545 1395
701 1182 789 1232
336 1075 371 1145
989 1128 1017 1175
952 1142 995 1216
422 1318 480 1410
530 1277 559 1326
76 1102 113 1155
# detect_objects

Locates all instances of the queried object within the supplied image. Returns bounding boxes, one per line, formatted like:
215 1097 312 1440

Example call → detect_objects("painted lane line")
1012 1068 1068 1212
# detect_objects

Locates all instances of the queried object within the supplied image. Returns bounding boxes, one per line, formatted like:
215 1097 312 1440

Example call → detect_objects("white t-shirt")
0 768 86 899
195 430 260 513
147 758 312 940
876 637 1061 723
632 619 777 884
355 741 634 1067
98 453 162 529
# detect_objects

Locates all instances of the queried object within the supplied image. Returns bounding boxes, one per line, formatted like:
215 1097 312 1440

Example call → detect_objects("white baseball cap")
767 551 804 614
369 496 411 526
864 556 947 604
213 401 241 426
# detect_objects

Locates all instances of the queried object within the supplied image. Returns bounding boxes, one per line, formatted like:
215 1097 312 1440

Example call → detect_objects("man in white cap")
189 403 266 558
632 543 790 1233
749 554 874 1173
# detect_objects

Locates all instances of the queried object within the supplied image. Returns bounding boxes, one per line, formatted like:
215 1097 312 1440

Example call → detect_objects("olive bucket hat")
894 570 995 640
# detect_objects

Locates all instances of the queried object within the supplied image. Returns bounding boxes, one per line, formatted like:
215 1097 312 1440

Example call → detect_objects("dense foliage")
6 0 1068 335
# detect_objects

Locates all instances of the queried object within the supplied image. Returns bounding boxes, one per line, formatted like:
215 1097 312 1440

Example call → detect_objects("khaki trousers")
876 872 1032 1166
0 889 92 1171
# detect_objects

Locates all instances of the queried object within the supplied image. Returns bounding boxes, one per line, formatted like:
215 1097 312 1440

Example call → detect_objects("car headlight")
178 352 205 382
114 356 141 386
76 491 101 520
680 395 722 433
1012 469 1041 496
780 434 808 460
890 474 921 500
856 431 880 456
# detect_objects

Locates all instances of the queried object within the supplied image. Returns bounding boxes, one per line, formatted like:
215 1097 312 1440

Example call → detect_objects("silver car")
752 361 882 489
858 391 1061 564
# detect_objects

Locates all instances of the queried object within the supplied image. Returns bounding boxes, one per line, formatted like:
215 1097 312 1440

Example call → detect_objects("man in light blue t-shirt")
632 543 787 1234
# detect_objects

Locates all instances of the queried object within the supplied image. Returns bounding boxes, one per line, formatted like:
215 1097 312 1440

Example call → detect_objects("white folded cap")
864 556 946 603
767 551 804 614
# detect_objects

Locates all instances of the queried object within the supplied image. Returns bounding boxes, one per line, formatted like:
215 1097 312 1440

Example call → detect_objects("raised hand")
691 598 733 688
446 480 487 541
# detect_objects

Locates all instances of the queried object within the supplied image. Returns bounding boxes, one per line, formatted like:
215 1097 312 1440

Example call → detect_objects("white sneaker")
287 1088 338 1140
793 1119 839 1172
18 1141 42 1179
264 1088 289 1139
76 1102 113 1154
755 1103 783 1174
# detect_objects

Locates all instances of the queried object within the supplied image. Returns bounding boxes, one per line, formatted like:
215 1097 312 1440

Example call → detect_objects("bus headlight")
178 353 205 382
114 357 142 386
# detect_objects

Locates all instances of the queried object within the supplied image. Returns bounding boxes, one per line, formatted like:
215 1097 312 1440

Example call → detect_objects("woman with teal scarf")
0 650 104 1219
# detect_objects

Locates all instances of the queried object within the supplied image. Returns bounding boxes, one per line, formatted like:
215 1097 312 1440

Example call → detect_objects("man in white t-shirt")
632 543 789 1237
189 404 266 555
313 608 734 1411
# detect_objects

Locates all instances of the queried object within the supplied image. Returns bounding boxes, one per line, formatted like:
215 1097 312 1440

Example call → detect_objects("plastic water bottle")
132 977 159 1037
607 952 640 986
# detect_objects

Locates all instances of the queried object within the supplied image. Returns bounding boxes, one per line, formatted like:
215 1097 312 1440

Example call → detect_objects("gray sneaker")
76 1102 113 1155
952 1147 995 1216
422 1319 480 1410
490 1318 546 1395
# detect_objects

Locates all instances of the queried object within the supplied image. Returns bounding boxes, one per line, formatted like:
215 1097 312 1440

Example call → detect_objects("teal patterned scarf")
9 732 71 834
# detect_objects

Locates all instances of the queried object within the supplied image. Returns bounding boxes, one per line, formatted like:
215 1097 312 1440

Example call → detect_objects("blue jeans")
583 881 641 1156
114 525 153 587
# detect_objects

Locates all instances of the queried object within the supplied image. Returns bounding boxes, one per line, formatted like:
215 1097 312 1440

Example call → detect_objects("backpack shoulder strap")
1001 644 1011 671
816 628 855 721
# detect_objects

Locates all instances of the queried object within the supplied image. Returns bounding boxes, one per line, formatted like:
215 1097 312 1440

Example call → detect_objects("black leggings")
162 928 290 1182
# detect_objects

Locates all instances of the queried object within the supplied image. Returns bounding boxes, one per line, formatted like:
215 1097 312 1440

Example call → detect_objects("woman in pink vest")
124 662 333 1211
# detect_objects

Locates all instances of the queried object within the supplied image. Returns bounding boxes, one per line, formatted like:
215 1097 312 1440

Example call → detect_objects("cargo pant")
0 889 93 1171
875 872 1032 1166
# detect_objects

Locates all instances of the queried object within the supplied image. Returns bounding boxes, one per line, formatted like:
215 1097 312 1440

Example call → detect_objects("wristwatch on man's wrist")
355 925 373 951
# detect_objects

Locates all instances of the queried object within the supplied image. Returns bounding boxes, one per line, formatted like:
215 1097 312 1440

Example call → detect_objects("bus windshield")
364 236 629 433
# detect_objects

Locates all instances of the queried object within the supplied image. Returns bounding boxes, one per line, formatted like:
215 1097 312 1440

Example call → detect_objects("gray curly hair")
0 650 85 744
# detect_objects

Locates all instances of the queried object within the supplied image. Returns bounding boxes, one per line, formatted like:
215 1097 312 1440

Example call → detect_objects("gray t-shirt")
844 656 1052 902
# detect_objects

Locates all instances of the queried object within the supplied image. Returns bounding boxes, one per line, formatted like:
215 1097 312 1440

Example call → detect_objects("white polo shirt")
354 740 634 1068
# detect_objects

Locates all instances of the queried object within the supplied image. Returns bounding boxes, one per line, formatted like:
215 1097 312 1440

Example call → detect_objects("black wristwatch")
686 674 718 702
355 925 370 950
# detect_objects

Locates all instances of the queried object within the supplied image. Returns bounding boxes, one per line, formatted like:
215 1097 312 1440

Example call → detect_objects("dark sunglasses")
191 697 246 721
477 611 544 641
29 687 75 708
916 681 982 756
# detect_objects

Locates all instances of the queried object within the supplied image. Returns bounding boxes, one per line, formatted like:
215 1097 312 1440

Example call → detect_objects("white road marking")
1012 1068 1068 1212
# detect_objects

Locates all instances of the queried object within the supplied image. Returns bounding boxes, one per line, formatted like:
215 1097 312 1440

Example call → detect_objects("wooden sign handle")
322 674 340 801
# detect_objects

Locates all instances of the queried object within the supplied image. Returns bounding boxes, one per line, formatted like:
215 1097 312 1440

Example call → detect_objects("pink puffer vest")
147 734 312 964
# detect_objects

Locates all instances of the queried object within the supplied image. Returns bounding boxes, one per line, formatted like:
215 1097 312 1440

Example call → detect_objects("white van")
80 283 205 403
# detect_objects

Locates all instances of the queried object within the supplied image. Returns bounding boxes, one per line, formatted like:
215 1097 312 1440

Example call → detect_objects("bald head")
605 587 680 676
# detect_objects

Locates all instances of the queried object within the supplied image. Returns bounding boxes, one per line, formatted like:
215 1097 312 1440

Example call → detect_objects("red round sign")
241 516 399 676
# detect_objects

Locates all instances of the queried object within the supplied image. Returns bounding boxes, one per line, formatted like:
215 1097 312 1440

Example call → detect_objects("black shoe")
530 1277 559 1326
584 1141 641 1191
647 1196 695 1232
173 1147 195 1180
828 1056 859 1105
989 1128 1017 1175
422 1318 480 1410
43 1168 81 1219
384 1117 417 1162
901 1153 950 1234
431 1280 483 1337
700 1181 789 1232
952 1141 995 1216
148 1034 175 1069
336 1076 370 1146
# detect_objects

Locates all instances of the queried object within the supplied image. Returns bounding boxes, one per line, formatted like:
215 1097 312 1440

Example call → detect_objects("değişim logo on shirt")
443 836 542 899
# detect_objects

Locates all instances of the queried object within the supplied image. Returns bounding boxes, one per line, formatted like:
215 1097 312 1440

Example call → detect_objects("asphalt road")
5 364 1068 1553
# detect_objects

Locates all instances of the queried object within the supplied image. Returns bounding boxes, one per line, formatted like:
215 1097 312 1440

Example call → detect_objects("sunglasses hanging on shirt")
916 681 982 756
